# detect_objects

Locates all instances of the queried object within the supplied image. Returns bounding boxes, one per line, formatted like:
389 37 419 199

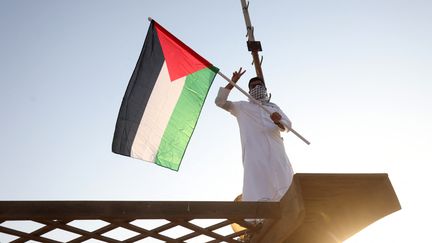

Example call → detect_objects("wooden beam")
251 173 401 243
0 201 281 220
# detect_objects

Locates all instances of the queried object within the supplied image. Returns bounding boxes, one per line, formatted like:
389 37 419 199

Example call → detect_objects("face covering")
249 85 269 102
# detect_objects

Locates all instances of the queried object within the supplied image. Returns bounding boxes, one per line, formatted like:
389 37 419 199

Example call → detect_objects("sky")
0 0 431 242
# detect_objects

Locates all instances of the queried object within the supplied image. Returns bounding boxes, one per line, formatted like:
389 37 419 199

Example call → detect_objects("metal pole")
240 0 265 81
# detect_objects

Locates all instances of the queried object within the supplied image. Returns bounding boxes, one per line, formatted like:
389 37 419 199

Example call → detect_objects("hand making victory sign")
225 67 246 90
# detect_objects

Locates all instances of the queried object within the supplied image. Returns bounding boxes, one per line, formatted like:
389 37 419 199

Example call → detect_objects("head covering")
249 84 269 103
248 77 265 90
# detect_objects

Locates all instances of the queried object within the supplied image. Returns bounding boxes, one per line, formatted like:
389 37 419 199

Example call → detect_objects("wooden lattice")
0 174 402 243
0 201 280 242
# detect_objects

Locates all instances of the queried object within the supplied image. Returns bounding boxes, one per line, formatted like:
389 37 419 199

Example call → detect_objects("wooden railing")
0 174 401 243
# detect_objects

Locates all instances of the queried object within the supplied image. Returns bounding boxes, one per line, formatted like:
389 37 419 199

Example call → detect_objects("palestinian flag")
112 20 218 171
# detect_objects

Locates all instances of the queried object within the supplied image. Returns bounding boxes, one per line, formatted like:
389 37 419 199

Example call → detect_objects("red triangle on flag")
154 22 212 81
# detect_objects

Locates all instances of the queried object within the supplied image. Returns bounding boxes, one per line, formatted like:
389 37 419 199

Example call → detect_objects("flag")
112 20 218 171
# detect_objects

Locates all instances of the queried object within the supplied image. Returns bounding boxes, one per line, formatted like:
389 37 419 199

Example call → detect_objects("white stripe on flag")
131 61 186 162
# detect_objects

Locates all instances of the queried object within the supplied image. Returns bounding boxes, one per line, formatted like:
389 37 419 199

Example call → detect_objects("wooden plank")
290 173 400 243
252 173 401 243
0 201 280 220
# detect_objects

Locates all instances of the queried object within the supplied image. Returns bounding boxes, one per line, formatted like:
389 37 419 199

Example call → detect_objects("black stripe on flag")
112 21 165 156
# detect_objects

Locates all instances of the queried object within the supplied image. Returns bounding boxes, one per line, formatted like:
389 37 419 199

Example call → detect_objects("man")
215 68 294 201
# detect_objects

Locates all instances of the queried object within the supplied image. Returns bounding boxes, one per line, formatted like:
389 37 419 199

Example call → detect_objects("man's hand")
271 112 282 122
226 67 246 90
271 112 284 129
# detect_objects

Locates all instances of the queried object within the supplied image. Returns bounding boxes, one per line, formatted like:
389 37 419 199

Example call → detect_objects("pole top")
148 17 153 22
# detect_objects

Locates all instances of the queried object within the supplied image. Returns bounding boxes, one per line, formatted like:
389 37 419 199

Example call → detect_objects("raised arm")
215 67 246 111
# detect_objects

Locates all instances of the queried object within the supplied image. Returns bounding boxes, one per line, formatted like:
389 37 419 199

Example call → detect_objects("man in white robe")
215 68 294 201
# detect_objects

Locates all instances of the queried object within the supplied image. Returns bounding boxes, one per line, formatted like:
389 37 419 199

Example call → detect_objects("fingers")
238 67 246 76
233 67 246 75
271 112 282 121
231 67 246 82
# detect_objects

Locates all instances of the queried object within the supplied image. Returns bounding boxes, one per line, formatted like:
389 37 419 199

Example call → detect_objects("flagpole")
217 71 310 145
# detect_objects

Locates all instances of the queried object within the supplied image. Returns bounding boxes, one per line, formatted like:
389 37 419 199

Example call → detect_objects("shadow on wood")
253 173 401 243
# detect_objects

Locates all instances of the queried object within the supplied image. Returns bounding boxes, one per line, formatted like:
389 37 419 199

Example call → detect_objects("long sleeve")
280 109 292 132
215 87 233 112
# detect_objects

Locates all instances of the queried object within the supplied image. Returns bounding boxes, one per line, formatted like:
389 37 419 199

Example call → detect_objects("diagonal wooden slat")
67 220 126 243
174 219 239 243
176 219 233 241
217 230 249 242
0 225 61 243
122 221 178 243
11 220 72 243
207 230 248 243
227 229 249 238
36 220 121 243
109 220 178 242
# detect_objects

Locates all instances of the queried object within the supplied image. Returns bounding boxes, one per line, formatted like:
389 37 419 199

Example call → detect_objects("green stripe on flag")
155 67 218 171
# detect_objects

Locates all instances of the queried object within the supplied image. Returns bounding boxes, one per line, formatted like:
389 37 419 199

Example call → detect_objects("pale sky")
1 0 431 242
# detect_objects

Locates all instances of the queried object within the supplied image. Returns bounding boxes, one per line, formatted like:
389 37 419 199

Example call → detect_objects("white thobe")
215 87 294 201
